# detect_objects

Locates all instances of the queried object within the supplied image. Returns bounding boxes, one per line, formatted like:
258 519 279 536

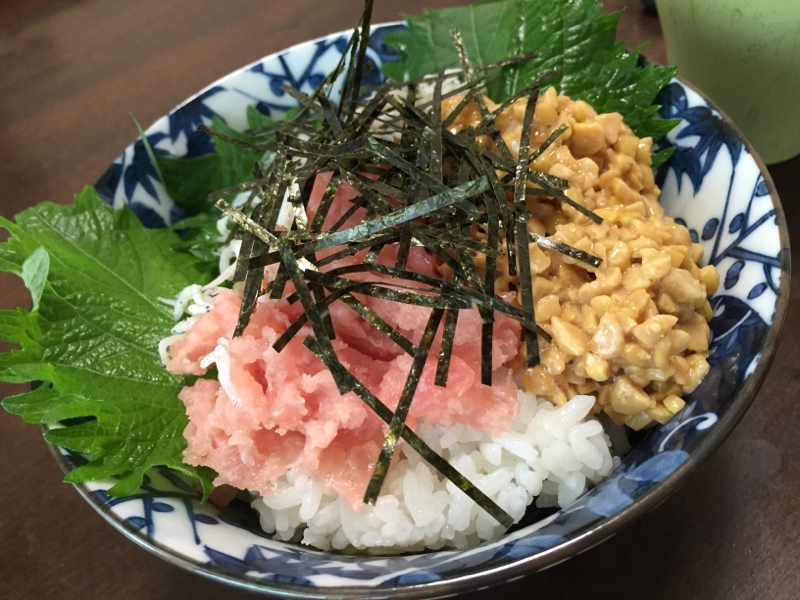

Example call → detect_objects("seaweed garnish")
479 191 500 385
233 202 265 337
534 234 603 268
200 2 607 529
341 0 374 120
364 307 444 506
450 29 514 166
435 308 460 386
514 86 542 368
525 123 569 166
474 67 561 134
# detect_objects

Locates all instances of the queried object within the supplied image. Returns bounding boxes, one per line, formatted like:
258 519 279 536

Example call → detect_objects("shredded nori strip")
394 225 414 271
452 126 603 225
327 194 369 233
363 307 444 505
513 85 541 368
434 307 460 386
197 123 277 153
441 92 475 130
339 294 417 356
276 236 350 393
526 123 569 165
309 275 474 310
355 175 409 204
280 134 370 158
309 170 341 232
342 0 374 120
233 191 267 283
271 283 359 353
450 29 515 166
336 2 370 122
464 143 518 277
479 192 500 385
474 67 561 134
365 137 482 218
281 84 344 140
201 6 616 532
308 264 551 341
475 48 540 72
338 168 496 256
215 180 284 245
345 82 393 138
284 177 489 258
315 230 401 268
533 233 603 268
233 201 266 337
271 283 418 357
429 68 446 184
207 176 272 204
293 21 358 124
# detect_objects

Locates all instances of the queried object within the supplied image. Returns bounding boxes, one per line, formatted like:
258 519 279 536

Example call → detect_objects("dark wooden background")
1 1 797 598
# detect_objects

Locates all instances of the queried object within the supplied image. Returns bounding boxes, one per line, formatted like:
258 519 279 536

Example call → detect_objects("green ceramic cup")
655 0 800 164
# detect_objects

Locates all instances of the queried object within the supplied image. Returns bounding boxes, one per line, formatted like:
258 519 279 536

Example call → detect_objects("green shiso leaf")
382 0 677 141
132 113 166 184
651 144 677 169
0 186 215 498
2 387 75 425
21 247 49 312
155 113 273 215
246 105 275 131
169 212 224 274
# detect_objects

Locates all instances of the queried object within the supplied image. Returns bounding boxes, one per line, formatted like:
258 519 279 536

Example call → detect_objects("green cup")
655 0 800 164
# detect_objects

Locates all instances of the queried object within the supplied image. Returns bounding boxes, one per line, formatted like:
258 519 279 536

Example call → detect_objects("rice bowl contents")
2 1 771 584
163 82 716 551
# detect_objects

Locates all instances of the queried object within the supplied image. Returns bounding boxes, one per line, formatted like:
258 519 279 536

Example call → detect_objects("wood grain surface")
1 1 797 598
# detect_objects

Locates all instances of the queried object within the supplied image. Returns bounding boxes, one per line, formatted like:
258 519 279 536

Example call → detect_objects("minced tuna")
167 175 523 508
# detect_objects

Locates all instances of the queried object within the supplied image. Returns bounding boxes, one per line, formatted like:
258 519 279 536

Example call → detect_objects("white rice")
251 391 614 553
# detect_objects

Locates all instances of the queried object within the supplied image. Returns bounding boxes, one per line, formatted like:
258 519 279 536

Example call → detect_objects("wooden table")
1 1 797 598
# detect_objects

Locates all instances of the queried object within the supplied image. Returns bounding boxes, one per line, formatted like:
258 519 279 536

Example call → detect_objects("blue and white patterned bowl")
53 23 789 599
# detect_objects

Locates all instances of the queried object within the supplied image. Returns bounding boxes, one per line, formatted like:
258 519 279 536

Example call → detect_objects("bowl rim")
46 22 791 600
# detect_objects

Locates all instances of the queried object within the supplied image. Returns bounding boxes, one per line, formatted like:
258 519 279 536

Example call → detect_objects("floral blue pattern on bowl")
63 23 788 599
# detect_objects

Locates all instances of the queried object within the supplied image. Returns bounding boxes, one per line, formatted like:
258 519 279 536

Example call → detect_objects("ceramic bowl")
50 23 789 599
